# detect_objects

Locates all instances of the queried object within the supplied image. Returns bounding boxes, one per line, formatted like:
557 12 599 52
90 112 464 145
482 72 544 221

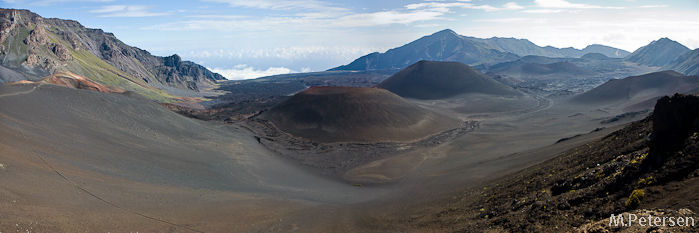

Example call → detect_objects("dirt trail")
0 84 38 98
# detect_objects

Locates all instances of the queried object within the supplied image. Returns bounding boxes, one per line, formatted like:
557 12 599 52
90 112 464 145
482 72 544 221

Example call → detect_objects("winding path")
0 85 39 98
466 94 553 119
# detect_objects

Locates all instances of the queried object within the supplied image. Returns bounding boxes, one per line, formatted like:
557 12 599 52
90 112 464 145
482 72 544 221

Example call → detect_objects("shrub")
637 176 656 188
625 189 644 208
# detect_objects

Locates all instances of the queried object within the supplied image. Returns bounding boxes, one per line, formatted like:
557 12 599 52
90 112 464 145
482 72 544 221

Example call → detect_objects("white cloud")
534 0 625 9
90 5 170 17
144 18 314 31
186 46 384 61
209 65 300 80
147 9 446 30
464 9 699 52
8 0 115 6
415 23 444 28
334 10 445 27
405 2 511 12
503 2 525 10
475 18 549 23
145 0 528 32
637 5 670 8
202 0 350 13
186 15 251 19
522 9 568 13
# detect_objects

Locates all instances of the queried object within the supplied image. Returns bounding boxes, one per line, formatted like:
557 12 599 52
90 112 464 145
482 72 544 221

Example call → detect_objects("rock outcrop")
651 94 699 147
23 23 49 47
0 8 225 95
51 43 72 61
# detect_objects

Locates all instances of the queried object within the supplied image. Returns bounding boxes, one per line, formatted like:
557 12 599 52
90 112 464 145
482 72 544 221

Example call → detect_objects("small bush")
625 189 644 208
594 171 606 180
637 176 656 188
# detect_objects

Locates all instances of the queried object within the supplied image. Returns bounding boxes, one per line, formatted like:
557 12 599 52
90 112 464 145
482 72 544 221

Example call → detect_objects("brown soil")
258 86 461 143
1 78 694 233
382 94 699 232
242 118 478 181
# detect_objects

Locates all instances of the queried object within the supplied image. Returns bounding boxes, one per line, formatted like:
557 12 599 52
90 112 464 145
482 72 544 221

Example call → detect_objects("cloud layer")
209 65 310 80
90 5 170 17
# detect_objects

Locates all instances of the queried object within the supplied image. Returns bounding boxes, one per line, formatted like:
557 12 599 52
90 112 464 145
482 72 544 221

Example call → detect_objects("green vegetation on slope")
67 49 176 102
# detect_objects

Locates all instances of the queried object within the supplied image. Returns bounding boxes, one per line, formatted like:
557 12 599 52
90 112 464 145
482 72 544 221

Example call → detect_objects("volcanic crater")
259 86 460 143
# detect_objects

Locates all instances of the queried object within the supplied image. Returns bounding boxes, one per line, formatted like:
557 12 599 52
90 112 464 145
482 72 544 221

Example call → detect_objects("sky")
3 0 699 80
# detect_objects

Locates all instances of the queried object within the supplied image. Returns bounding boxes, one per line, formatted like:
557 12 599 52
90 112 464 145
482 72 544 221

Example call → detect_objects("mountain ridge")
0 8 224 101
331 29 631 71
331 29 516 71
625 38 690 67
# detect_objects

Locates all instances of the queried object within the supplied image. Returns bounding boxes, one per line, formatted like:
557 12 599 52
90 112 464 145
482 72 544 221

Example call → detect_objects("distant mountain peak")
625 37 690 67
434 29 457 35
426 28 461 41
331 29 631 71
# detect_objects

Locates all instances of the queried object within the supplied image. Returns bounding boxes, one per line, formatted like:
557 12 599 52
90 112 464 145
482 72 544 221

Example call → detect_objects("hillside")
570 71 699 109
662 48 699 76
258 86 460 143
401 94 699 232
580 52 609 60
376 60 521 99
625 38 690 67
10 71 124 93
0 8 224 101
488 61 593 80
0 82 386 232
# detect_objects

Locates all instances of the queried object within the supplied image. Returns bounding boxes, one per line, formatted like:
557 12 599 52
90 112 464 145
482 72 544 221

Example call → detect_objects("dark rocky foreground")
384 94 699 232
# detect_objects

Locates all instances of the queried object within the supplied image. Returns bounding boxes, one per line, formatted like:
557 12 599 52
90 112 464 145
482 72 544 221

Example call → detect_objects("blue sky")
3 0 699 79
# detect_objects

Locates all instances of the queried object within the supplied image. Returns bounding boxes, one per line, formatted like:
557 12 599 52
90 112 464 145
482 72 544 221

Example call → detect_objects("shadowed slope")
376 60 521 100
662 48 699 76
570 70 699 109
0 83 393 231
260 86 460 143
489 61 593 80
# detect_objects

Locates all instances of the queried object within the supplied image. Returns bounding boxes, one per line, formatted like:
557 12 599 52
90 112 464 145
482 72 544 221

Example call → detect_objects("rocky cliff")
0 8 225 96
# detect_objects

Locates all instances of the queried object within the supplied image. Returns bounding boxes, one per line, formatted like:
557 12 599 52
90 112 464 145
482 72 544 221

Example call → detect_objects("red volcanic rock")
260 86 460 143
10 71 125 94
